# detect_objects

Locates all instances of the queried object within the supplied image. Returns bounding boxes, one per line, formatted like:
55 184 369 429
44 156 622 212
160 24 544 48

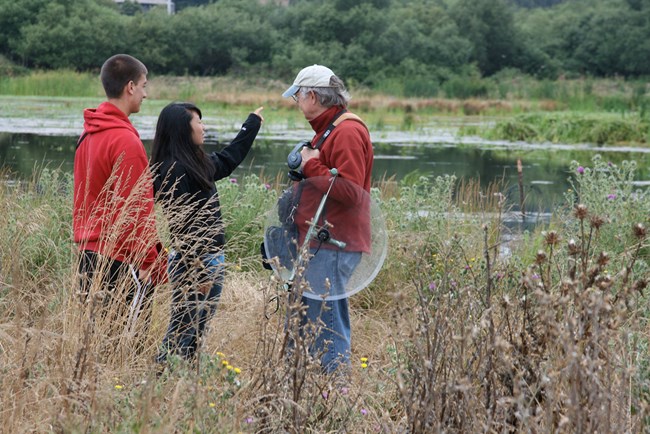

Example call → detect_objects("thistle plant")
385 176 648 432
566 154 649 256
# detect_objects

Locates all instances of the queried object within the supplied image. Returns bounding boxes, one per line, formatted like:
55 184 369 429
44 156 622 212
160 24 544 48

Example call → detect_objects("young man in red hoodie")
74 54 164 331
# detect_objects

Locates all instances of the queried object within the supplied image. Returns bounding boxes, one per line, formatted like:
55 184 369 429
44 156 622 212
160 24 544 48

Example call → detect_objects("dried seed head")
567 239 579 255
590 215 605 230
633 223 646 240
574 204 588 220
595 274 613 290
535 250 547 264
561 278 575 294
632 279 647 293
544 230 560 246
597 251 610 267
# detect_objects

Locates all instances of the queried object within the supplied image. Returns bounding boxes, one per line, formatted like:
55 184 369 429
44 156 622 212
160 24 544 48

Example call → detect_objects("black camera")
287 140 311 181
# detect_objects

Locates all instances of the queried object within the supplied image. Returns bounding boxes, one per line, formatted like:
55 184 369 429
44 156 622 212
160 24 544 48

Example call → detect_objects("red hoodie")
73 102 162 278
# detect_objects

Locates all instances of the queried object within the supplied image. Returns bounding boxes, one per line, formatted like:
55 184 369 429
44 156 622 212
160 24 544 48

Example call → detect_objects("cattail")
633 223 646 240
574 204 588 220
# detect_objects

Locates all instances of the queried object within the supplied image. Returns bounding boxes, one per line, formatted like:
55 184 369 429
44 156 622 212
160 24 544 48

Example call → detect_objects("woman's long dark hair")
151 102 214 191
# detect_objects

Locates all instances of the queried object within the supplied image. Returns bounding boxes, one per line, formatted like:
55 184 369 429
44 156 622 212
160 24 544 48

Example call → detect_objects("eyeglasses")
291 92 300 103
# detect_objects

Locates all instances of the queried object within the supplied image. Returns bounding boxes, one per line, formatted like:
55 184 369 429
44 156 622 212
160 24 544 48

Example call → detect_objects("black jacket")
154 113 261 256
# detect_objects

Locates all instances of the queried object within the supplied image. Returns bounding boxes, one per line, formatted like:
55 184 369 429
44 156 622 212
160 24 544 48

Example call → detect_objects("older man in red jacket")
282 64 374 374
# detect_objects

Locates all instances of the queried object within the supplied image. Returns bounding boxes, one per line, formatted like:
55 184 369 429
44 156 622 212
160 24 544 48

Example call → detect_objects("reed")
0 70 103 97
1 70 647 119
0 158 648 432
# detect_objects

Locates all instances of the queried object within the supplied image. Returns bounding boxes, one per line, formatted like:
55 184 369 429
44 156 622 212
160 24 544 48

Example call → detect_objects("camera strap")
312 109 367 150
309 109 367 241
312 109 346 149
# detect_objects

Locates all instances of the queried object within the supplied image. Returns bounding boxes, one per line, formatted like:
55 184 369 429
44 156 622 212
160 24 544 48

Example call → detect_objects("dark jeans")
77 250 154 336
156 251 225 362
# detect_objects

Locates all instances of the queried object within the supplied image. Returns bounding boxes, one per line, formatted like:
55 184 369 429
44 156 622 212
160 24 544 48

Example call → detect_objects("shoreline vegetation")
0 70 649 146
1 69 649 431
1 154 648 431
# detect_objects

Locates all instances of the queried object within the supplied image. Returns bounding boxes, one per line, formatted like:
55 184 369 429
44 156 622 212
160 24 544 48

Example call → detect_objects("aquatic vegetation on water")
475 112 650 145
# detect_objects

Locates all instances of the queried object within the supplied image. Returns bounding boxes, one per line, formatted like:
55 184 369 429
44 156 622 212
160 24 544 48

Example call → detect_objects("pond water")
1 121 649 216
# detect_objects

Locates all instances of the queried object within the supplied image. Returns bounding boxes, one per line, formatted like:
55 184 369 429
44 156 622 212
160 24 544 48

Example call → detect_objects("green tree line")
1 0 649 96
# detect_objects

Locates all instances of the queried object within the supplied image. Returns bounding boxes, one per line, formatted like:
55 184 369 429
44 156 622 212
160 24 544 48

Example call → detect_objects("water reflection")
1 131 648 213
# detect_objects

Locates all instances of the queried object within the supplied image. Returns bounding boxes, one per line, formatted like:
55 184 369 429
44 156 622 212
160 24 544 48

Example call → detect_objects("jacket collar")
308 105 345 134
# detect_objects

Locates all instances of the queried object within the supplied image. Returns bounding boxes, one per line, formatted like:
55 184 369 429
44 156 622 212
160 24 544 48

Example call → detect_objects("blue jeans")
298 248 362 373
157 251 225 362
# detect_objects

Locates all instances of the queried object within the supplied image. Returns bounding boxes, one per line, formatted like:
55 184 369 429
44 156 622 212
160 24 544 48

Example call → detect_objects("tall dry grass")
0 160 648 432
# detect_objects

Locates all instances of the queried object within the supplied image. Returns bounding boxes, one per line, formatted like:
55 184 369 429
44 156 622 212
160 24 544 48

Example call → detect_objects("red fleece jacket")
295 106 374 253
73 102 163 280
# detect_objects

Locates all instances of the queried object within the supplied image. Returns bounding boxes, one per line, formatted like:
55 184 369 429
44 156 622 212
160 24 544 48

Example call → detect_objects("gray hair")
299 75 350 108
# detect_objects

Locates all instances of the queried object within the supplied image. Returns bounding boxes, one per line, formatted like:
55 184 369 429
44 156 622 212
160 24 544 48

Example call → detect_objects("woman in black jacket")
151 102 263 362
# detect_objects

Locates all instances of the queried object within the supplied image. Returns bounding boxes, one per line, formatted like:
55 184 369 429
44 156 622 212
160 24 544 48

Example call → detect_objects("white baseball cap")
282 64 336 98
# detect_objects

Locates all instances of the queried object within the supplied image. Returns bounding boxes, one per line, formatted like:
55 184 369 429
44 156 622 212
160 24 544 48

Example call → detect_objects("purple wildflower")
264 183 271 190
340 387 349 395
577 166 585 174
246 417 254 424
322 391 329 399
607 194 617 200
361 408 368 416
229 178 238 184
429 282 437 290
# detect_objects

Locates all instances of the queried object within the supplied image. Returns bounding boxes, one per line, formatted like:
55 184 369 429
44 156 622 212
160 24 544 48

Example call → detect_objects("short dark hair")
100 54 148 99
